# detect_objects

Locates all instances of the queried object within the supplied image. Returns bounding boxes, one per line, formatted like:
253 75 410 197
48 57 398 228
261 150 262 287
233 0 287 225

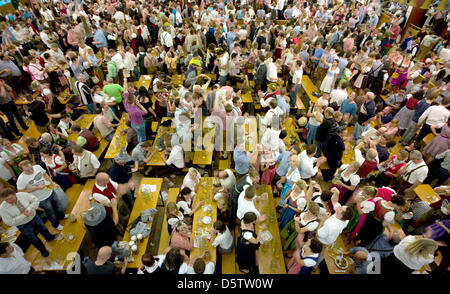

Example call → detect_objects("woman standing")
123 92 147 143
287 238 323 274
423 121 450 164
394 90 422 131
235 212 266 274
276 155 301 208
380 236 438 274
279 180 308 228
137 86 157 141
330 161 361 206
319 58 340 97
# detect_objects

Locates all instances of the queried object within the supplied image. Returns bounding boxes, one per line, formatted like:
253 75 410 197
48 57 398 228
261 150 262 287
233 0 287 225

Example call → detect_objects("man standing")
290 60 304 108
16 160 66 231
314 107 338 158
0 79 28 137
0 188 57 257
75 74 96 114
352 92 376 142
69 144 100 183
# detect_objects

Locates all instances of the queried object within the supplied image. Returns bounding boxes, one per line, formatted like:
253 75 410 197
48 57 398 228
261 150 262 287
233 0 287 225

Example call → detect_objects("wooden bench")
218 157 231 170
221 227 238 274
301 75 319 106
157 188 180 254
423 133 435 145
93 131 110 160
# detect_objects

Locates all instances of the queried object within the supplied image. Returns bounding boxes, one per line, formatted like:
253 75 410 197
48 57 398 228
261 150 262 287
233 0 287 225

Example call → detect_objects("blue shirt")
236 10 245 19
23 11 35 21
340 99 357 117
276 151 290 177
94 29 108 48
313 48 324 65
381 113 393 124
233 147 250 175
412 100 431 123
276 95 288 116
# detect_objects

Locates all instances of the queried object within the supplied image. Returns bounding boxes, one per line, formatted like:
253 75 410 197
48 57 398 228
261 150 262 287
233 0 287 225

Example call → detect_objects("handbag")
170 229 193 251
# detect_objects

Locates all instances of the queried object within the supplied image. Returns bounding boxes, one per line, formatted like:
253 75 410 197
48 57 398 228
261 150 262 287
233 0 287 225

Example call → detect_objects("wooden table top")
68 114 96 141
123 178 163 268
57 88 73 104
15 98 31 105
413 184 441 204
255 184 286 274
191 177 218 263
301 75 319 104
138 75 153 90
323 235 355 274
241 92 253 103
27 180 95 271
192 116 216 165
104 114 129 159
244 116 258 152
147 118 175 166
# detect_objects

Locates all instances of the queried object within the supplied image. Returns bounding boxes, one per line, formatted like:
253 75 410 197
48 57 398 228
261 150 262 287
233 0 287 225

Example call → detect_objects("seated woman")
40 146 76 191
281 201 321 253
235 212 266 274
166 202 186 235
376 150 409 187
176 187 204 221
287 238 323 274
169 221 194 252
277 154 301 209
180 168 201 192
279 179 308 229
329 161 361 207
0 138 27 176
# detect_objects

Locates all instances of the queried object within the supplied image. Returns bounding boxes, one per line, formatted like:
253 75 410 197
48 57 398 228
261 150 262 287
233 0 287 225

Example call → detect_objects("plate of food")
202 216 212 225
334 256 348 270
260 230 273 243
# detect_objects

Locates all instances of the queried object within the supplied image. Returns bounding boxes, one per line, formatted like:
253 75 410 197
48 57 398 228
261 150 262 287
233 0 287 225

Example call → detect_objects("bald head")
96 172 110 187
367 148 378 161
366 92 375 101
96 246 112 262
354 250 368 261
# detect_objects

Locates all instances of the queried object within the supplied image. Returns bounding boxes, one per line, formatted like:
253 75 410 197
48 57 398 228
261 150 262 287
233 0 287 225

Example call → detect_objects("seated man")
85 246 128 274
131 140 154 175
376 106 393 125
0 188 57 257
69 144 100 183
154 141 185 185
71 124 99 151
93 113 118 141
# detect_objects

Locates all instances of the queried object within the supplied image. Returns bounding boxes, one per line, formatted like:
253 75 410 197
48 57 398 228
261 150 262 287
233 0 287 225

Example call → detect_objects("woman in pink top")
123 92 147 143
343 33 355 54
23 56 47 81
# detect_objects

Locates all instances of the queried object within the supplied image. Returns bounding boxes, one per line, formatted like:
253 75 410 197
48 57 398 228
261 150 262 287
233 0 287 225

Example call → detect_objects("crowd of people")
0 0 449 275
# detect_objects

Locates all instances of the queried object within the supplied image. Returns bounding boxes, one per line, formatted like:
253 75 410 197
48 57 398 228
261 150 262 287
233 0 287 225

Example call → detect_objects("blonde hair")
404 238 438 259
295 179 307 190
308 202 320 217
166 202 178 216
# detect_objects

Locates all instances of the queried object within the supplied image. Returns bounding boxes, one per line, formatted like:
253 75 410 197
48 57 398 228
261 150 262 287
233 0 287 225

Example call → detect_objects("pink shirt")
343 38 354 53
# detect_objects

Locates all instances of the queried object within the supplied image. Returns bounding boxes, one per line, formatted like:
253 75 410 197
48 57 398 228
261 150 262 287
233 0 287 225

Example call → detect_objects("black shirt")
315 117 337 142
85 216 119 249
357 100 376 125
324 133 345 168
28 100 49 126
108 161 134 184
85 260 121 274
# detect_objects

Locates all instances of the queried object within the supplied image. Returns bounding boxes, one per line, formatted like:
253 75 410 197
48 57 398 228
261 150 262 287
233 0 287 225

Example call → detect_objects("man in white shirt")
211 220 234 253
185 255 216 274
160 26 174 50
237 186 267 222
113 10 125 24
0 242 32 274
216 169 237 192
290 60 304 108
16 160 66 231
298 145 327 180
39 27 58 49
218 49 229 86
416 97 450 142
317 187 354 245
398 150 429 195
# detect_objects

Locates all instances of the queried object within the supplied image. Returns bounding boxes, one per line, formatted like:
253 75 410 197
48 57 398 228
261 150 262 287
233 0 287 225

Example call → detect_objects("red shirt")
357 159 378 179
385 156 406 177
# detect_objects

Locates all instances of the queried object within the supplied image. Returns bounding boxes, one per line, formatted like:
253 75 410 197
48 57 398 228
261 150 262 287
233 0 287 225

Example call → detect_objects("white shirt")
292 66 303 85
300 245 320 267
111 53 124 70
237 188 261 220
266 62 278 82
185 261 215 274
161 31 174 48
317 203 349 245
166 145 185 169
218 54 229 76
330 89 348 106
418 105 450 127
212 226 234 250
113 11 125 23
0 157 13 181
402 160 429 184
298 150 318 179
92 179 119 207
39 31 55 48
0 243 31 274
439 47 450 63
16 165 52 201
220 169 236 191
393 236 435 270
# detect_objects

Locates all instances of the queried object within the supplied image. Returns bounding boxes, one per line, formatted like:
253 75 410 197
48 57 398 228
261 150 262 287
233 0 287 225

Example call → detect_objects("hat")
82 202 106 226
297 117 307 127
161 119 173 127
268 83 277 90
114 146 132 162
190 59 201 67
